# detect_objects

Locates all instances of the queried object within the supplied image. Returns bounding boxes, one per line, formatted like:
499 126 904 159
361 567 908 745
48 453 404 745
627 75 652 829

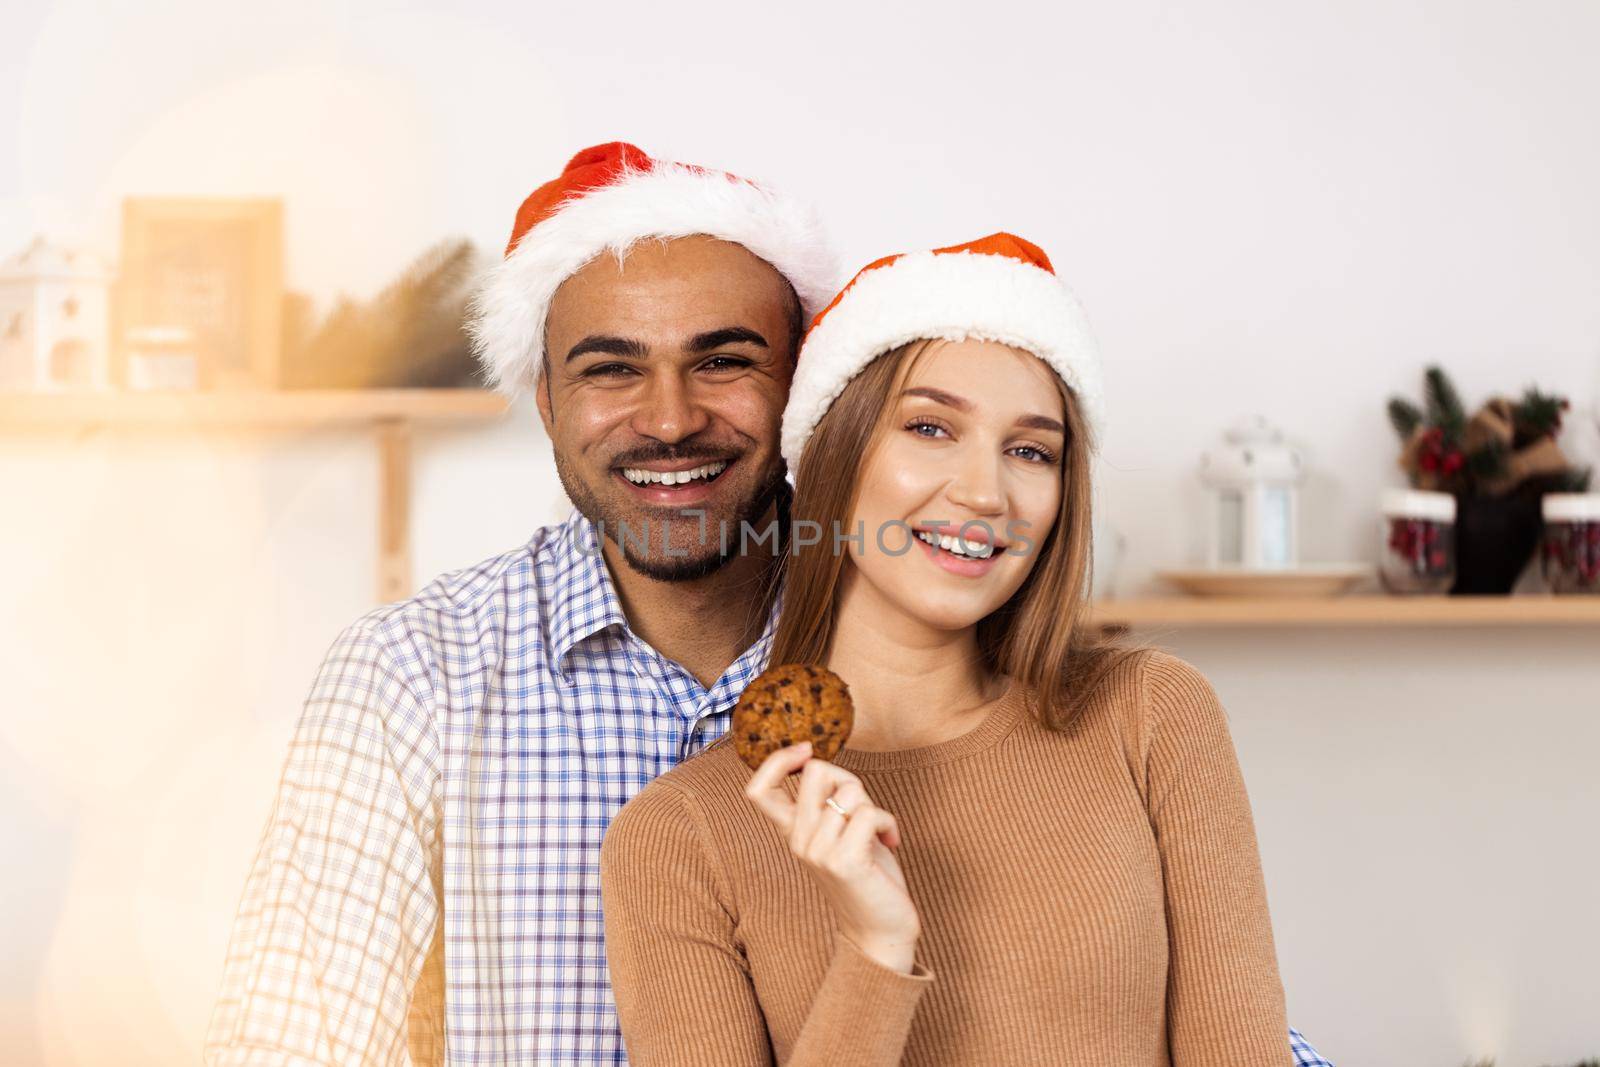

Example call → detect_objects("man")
207 141 1335 1065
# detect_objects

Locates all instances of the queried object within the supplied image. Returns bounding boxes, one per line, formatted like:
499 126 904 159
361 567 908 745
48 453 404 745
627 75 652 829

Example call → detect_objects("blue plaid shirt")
207 507 1334 1066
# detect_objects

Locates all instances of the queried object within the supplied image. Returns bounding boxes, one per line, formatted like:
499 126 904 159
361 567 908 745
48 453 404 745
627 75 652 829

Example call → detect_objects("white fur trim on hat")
467 162 837 401
780 250 1108 467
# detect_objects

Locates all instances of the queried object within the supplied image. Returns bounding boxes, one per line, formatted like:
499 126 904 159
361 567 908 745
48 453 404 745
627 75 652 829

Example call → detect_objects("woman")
600 233 1292 1065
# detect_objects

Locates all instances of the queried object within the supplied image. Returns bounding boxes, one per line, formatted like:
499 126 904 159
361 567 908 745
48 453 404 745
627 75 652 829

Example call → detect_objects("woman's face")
841 338 1067 633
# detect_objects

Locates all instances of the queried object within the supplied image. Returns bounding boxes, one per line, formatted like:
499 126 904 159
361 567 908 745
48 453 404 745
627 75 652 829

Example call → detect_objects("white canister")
1379 489 1456 595
1540 493 1600 594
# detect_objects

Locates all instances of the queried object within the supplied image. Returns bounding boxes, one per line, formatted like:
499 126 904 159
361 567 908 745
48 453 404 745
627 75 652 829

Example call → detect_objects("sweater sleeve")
600 779 934 1067
1141 654 1291 1067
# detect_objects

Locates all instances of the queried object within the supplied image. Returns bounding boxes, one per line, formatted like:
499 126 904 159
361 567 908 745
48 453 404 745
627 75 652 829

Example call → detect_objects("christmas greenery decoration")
280 238 486 389
1514 386 1572 443
1387 365 1592 498
1425 365 1468 442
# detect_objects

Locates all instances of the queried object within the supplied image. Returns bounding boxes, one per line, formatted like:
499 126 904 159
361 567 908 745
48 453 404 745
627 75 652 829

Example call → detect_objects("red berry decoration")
1387 517 1451 582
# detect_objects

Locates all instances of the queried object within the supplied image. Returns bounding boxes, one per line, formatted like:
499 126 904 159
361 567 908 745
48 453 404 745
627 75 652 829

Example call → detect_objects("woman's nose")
631 373 712 443
944 445 1005 515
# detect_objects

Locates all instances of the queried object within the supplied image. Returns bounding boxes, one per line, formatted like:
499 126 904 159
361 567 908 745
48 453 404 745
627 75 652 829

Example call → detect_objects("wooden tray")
1156 564 1373 599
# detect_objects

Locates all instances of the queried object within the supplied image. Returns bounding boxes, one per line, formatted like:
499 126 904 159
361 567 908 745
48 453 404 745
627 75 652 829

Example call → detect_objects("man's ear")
534 359 555 435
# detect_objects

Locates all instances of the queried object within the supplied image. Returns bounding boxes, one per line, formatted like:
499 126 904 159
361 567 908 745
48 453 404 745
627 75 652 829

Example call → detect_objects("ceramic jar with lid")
1380 489 1456 594
1540 493 1600 594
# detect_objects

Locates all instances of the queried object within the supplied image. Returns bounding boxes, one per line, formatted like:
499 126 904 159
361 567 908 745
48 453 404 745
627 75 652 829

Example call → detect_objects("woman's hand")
743 742 921 973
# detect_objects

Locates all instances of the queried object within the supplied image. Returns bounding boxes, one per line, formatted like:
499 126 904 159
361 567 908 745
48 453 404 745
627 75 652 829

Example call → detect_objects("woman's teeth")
621 461 728 487
916 530 995 559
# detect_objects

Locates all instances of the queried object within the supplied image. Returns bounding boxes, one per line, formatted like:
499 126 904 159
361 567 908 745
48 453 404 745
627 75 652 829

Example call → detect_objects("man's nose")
630 372 712 443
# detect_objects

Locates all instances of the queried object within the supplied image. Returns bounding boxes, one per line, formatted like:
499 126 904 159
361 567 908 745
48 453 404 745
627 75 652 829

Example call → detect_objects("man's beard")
554 448 790 582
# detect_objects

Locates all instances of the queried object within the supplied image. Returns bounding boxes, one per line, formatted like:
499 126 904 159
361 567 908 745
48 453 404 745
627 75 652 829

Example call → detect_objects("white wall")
3 1 1598 1064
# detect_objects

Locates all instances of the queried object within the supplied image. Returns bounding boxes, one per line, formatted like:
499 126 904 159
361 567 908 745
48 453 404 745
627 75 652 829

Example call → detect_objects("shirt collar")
547 508 786 685
712 578 783 702
548 509 630 672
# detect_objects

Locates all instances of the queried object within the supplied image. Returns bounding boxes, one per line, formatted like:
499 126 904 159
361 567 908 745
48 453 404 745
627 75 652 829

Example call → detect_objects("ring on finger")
824 797 851 818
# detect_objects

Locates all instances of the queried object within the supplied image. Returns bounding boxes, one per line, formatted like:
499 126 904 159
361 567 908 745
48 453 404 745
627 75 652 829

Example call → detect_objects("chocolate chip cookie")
731 663 854 771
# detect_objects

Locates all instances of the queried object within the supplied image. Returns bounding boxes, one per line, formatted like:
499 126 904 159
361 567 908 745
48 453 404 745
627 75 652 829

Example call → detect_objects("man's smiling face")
537 235 800 580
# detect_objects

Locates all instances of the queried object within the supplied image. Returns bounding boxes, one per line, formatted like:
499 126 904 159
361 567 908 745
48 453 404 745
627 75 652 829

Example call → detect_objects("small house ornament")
0 236 113 392
1200 415 1305 568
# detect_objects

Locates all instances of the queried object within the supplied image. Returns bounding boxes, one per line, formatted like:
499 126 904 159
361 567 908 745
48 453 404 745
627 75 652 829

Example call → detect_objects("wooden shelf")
0 388 508 428
1091 594 1600 628
0 388 510 602
9 390 1593 624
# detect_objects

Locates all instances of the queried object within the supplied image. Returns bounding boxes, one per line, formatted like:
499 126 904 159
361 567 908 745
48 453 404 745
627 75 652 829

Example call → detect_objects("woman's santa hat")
780 232 1107 468
468 141 838 400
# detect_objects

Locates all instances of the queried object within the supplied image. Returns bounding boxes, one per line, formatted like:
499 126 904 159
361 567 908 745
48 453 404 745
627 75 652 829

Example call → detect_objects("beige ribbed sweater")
600 650 1290 1065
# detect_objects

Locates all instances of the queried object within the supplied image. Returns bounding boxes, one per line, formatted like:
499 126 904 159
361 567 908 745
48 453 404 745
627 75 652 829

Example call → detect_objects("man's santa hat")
781 232 1108 468
468 141 837 400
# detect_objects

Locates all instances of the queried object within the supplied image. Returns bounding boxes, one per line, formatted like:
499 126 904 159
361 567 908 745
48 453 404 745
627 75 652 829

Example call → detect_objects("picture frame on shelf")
116 197 283 391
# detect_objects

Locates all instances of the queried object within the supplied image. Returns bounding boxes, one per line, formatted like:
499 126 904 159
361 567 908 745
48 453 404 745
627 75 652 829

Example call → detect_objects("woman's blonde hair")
767 339 1148 729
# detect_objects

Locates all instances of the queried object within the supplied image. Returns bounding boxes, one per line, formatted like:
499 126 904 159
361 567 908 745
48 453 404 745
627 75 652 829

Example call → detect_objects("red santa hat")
468 141 837 400
780 232 1108 467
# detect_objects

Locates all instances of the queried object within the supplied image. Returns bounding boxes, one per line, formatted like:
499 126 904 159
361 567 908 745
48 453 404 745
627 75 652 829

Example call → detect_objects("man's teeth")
915 530 995 559
621 461 728 487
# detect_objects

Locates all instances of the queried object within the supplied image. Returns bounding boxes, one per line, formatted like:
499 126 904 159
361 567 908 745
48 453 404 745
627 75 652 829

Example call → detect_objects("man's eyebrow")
565 335 648 362
901 386 1065 434
688 327 769 354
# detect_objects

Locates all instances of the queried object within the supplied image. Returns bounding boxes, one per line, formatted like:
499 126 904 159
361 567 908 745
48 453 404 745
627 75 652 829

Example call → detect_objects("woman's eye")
1010 444 1058 464
907 419 949 439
